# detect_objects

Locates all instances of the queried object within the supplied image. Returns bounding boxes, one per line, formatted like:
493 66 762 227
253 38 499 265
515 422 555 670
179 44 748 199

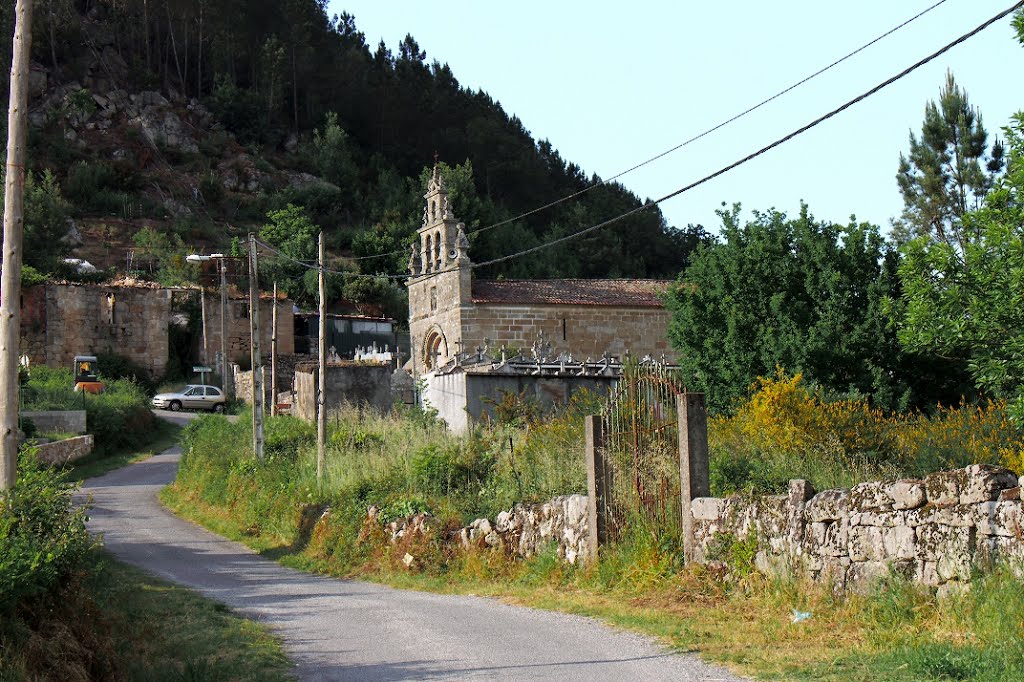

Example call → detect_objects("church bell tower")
407 162 472 372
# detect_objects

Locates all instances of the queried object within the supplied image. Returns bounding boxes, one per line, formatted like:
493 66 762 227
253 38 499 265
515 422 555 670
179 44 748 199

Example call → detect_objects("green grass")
62 418 181 483
0 551 293 681
87 552 293 682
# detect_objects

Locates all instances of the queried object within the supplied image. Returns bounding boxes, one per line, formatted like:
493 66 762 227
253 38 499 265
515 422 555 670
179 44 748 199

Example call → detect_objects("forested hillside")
0 0 707 310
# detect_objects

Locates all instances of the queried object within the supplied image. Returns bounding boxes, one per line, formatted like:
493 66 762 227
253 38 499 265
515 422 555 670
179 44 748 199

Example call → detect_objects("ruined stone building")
406 165 674 376
21 281 173 377
19 281 292 379
200 290 294 368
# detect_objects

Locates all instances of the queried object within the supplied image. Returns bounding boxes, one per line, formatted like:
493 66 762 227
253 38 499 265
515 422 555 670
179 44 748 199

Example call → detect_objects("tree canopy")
665 204 970 413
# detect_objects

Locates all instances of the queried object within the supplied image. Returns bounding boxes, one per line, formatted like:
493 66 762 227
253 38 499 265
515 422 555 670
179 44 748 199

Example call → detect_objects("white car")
152 384 226 412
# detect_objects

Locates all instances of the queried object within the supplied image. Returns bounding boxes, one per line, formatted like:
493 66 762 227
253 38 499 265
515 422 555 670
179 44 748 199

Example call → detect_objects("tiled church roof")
471 279 671 307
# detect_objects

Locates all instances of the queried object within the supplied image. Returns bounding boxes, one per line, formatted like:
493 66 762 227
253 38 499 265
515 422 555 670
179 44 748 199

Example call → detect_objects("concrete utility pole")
271 281 278 416
0 0 34 491
316 231 326 482
220 257 231 401
248 233 264 459
199 286 208 364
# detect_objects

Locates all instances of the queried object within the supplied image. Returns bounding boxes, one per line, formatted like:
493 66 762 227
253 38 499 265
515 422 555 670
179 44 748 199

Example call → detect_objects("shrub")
22 366 155 454
0 448 92 613
709 370 1024 495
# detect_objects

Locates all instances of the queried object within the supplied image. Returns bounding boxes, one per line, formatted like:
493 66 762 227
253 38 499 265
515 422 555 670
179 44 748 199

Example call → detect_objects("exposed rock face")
691 464 1024 592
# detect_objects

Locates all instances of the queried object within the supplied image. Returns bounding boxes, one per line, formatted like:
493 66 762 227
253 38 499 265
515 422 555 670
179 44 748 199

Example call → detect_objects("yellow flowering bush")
709 370 1023 495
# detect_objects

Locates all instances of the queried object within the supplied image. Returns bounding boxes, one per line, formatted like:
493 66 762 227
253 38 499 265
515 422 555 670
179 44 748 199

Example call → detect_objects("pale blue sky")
327 1 1023 235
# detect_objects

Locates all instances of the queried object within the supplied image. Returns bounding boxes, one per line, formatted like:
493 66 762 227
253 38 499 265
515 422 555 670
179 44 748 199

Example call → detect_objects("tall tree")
665 204 969 413
896 112 1024 421
895 71 1004 251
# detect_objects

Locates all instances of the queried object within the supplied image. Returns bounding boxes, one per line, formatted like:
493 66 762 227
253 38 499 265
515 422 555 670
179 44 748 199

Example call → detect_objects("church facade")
406 166 674 375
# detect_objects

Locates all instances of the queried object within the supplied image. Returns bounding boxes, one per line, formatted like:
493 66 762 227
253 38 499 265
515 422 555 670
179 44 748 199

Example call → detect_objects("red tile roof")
471 279 671 307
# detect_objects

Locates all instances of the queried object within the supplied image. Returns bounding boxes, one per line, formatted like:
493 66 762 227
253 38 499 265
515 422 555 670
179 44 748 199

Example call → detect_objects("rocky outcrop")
692 464 1024 594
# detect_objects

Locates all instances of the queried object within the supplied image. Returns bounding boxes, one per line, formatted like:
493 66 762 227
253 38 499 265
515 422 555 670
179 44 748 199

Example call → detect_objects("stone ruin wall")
21 283 171 378
365 464 1024 592
691 464 1024 595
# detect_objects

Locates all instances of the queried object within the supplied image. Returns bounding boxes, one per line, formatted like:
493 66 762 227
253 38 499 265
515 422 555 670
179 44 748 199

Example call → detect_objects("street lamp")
186 253 232 401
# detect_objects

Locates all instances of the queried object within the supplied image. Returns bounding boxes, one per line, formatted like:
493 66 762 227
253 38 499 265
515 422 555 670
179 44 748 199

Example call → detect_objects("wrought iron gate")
599 359 688 539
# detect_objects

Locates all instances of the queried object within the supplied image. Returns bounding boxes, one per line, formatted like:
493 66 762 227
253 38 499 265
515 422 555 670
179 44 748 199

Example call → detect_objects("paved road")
82 413 747 681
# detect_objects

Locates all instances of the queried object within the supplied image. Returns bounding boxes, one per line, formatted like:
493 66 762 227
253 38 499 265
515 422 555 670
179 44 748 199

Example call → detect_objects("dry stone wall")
33 435 95 466
369 494 592 565
692 464 1024 594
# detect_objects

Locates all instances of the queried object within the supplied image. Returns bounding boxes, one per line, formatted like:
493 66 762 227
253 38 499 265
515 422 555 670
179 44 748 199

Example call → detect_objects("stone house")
199 290 294 368
406 165 674 376
19 281 292 380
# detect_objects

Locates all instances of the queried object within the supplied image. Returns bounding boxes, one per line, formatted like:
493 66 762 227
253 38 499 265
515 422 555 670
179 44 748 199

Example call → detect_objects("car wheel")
213 403 225 413
169 400 182 412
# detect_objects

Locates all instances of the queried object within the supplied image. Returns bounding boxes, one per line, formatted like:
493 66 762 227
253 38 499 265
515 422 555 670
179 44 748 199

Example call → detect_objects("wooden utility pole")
0 0 34 491
316 231 326 482
248 233 264 459
271 281 278 416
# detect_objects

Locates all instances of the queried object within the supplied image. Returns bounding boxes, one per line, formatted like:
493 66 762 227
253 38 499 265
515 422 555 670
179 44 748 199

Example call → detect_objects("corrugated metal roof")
471 279 670 307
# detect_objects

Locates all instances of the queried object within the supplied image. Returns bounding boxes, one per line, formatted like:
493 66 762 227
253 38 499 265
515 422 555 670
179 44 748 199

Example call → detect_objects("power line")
470 1 1024 270
258 1 1022 282
347 0 950 264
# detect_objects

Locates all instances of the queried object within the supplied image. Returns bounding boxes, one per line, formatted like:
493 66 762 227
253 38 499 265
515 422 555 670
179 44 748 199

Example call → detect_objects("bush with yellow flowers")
709 370 1023 496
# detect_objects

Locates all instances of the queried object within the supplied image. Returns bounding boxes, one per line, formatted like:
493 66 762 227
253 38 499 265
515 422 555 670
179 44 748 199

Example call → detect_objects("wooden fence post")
585 415 607 561
678 392 710 562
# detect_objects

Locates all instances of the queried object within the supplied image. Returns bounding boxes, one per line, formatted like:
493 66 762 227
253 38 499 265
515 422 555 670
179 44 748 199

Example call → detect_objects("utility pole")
220 257 231 401
0 0 33 491
316 231 326 482
271 281 278 416
199 285 208 365
248 233 264 459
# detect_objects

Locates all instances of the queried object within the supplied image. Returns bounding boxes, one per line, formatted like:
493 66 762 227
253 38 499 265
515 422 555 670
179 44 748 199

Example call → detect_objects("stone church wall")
461 303 674 362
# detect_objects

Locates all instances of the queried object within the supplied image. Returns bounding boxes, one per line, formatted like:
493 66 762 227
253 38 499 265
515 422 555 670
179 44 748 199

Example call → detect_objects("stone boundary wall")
33 435 95 466
691 464 1024 595
22 410 87 434
368 494 591 565
293 363 393 422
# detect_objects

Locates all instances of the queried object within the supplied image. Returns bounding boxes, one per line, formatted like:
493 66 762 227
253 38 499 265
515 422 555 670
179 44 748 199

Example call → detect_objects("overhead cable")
470 1 1024 269
347 0 950 263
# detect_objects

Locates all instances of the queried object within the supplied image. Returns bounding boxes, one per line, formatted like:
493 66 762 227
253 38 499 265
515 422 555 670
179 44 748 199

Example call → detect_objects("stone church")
406 165 674 375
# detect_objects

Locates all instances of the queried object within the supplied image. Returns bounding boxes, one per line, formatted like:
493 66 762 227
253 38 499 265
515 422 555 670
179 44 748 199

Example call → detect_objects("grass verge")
0 550 293 681
87 551 292 682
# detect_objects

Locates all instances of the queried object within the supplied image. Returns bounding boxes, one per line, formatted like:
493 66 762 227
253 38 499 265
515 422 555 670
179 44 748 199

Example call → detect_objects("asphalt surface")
81 411 747 681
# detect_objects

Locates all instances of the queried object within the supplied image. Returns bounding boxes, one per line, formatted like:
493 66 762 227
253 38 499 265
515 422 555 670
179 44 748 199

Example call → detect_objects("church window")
430 286 437 312
434 230 442 268
425 233 433 272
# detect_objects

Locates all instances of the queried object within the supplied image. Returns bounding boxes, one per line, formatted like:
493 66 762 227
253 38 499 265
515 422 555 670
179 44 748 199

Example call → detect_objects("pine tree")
895 71 1004 252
